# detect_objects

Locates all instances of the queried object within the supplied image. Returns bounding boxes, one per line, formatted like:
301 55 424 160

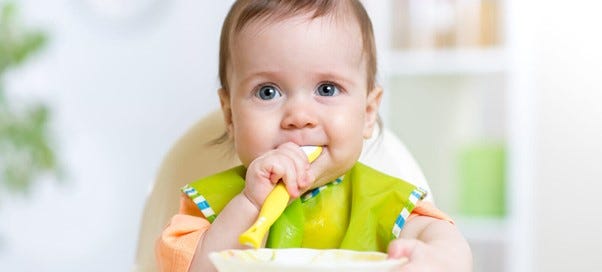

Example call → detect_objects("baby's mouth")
300 146 323 163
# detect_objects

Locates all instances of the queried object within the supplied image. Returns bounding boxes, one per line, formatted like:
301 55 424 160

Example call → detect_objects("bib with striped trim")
181 162 426 252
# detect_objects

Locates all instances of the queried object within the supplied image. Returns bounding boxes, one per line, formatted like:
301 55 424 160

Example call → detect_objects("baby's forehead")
231 1 357 32
233 15 364 66
243 13 360 38
218 1 376 90
226 15 368 91
231 13 365 60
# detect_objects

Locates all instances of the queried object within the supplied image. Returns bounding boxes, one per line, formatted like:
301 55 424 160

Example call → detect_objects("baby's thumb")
387 238 419 260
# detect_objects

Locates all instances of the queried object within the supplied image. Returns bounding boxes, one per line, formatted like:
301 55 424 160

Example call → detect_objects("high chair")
132 110 433 272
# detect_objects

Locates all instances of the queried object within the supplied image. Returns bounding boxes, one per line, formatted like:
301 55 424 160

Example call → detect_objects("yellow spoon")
239 145 322 248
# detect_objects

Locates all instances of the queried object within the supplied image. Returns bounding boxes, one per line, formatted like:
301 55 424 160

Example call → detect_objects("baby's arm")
189 143 312 272
188 193 261 271
388 215 473 271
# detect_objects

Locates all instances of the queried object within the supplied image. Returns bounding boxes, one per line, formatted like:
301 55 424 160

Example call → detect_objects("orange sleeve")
155 194 210 272
408 201 455 224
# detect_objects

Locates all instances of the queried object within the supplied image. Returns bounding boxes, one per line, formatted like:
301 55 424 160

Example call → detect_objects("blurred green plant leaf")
0 1 61 201
0 1 47 74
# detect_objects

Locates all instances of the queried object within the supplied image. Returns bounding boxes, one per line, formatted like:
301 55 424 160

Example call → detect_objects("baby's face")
221 13 381 187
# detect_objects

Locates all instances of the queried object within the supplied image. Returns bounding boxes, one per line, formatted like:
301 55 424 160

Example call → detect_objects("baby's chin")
311 151 360 185
309 166 348 188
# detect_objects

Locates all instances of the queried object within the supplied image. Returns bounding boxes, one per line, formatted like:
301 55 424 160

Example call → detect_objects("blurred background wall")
0 0 232 270
527 0 602 271
1 0 601 271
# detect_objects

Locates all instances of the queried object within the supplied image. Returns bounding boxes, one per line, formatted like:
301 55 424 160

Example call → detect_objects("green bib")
181 162 426 252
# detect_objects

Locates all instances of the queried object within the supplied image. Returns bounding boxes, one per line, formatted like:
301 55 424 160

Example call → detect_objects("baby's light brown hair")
218 0 378 92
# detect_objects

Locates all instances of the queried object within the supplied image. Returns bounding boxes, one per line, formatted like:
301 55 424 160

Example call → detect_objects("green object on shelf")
458 142 506 217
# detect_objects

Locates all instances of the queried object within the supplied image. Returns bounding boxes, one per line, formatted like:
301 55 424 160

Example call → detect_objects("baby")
156 1 472 271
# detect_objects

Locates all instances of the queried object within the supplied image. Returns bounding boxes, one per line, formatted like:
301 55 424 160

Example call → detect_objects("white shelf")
384 47 508 76
365 1 524 270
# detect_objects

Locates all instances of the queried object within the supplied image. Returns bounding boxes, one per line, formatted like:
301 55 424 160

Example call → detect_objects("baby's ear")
218 88 233 131
363 86 383 139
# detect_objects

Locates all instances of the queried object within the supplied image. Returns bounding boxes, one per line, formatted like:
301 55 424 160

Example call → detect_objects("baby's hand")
387 238 471 272
243 142 315 210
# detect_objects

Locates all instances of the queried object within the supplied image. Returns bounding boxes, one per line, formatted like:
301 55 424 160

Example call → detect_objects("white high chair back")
132 110 432 272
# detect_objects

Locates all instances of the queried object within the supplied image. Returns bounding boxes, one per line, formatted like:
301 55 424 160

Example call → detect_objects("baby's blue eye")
256 85 281 100
316 83 339 97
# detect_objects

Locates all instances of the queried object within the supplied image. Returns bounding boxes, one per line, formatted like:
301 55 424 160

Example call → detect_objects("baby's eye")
315 83 340 97
255 85 282 100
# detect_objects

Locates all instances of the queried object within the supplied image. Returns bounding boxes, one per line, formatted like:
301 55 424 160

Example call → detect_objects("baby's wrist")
240 190 262 212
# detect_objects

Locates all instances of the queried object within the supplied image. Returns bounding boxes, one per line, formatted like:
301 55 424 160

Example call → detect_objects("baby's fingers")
388 239 433 272
277 157 301 193
277 143 310 197
387 239 419 260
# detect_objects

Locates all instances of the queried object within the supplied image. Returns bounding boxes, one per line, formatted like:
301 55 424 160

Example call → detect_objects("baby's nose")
280 99 318 129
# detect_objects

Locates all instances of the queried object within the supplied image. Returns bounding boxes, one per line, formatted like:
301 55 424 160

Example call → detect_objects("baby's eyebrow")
237 70 358 88
313 71 355 86
239 70 281 86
